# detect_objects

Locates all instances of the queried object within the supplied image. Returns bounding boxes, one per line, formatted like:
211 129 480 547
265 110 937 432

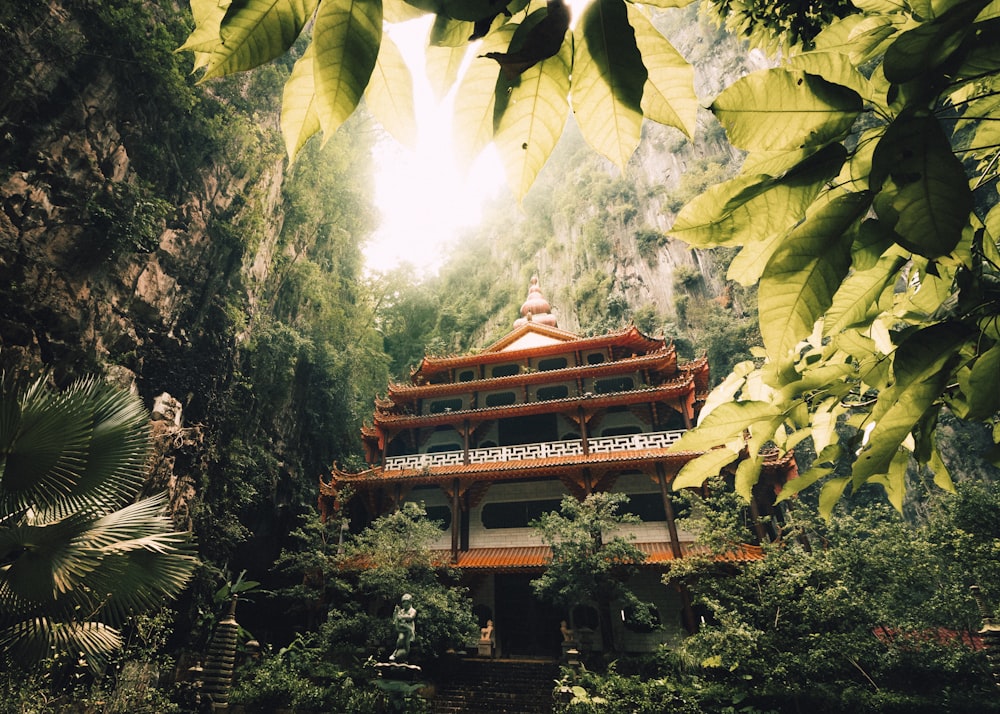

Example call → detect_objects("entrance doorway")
494 574 563 658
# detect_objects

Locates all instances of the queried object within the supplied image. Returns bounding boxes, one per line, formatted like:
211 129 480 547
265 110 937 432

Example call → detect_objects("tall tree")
531 493 651 653
0 377 197 667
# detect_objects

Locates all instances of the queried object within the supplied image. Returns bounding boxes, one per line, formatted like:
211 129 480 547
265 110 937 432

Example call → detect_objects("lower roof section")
435 542 764 573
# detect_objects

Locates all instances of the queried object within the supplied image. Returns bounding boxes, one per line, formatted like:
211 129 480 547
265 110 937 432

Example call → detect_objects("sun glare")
367 17 506 277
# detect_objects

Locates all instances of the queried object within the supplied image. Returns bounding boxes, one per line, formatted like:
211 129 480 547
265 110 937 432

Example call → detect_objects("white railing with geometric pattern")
384 451 464 470
588 429 685 453
468 439 585 464
383 429 686 472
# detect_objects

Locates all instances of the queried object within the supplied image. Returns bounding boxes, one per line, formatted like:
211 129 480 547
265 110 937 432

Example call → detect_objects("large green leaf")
199 0 320 81
313 0 383 137
870 449 910 511
734 450 762 502
698 361 755 418
855 327 969 482
871 113 973 258
887 322 973 399
710 69 862 152
636 0 696 6
672 447 741 491
426 42 467 100
670 401 782 452
818 476 850 520
625 4 697 137
776 442 842 504
179 0 233 55
365 33 417 147
572 0 646 170
758 192 871 360
282 44 322 160
494 26 571 201
670 145 845 255
883 0 990 84
968 92 1000 152
430 15 474 46
785 50 870 101
959 343 1000 419
384 0 427 22
453 25 516 169
824 253 906 336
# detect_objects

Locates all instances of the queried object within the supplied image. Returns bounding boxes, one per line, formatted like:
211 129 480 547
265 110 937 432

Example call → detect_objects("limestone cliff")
0 1 381 583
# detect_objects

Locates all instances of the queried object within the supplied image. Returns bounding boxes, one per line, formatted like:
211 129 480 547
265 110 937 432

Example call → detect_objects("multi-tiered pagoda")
321 277 796 657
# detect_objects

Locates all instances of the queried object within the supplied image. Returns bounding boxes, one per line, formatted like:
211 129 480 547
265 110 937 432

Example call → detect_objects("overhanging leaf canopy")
665 0 1000 511
182 0 698 194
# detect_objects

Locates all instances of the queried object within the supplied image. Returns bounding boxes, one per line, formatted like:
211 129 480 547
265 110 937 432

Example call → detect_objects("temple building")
320 277 796 657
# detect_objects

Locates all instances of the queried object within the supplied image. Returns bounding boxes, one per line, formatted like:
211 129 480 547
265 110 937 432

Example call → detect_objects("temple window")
536 384 570 401
585 352 605 365
423 504 453 530
491 363 520 378
537 356 567 371
458 369 476 382
620 492 667 521
481 499 563 529
484 391 518 407
429 397 464 413
594 376 635 393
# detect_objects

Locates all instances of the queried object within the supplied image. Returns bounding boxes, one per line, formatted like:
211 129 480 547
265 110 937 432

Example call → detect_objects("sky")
365 18 508 277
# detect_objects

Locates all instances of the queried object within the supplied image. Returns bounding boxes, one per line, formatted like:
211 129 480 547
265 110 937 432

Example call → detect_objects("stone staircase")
429 658 560 714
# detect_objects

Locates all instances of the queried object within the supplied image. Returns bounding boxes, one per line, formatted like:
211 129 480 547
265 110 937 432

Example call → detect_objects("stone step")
428 659 558 714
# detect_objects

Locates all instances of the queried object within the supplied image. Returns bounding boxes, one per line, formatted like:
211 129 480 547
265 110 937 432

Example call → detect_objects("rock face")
0 2 285 525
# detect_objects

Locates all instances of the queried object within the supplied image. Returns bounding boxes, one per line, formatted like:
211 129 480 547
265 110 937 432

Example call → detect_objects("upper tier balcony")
383 429 687 472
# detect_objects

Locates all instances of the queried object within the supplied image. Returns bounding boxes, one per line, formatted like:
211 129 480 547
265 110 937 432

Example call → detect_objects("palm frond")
0 515 104 606
0 377 92 512
62 379 151 515
0 617 122 667
0 377 199 665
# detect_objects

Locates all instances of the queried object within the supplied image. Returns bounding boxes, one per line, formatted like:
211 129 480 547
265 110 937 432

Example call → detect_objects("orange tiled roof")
415 325 667 381
372 381 695 428
385 349 679 402
430 542 764 571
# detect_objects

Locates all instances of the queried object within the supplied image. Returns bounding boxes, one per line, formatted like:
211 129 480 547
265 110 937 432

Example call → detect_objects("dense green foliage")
227 503 474 711
181 0 700 201
700 0 855 52
550 481 1000 713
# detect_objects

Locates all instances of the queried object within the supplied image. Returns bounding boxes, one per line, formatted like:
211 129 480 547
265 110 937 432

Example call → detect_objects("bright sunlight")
367 18 507 276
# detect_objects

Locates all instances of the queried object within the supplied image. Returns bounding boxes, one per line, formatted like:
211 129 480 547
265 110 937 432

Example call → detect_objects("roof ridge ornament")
514 275 558 328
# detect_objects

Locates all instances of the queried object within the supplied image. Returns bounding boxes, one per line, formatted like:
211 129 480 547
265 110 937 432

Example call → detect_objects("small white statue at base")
389 593 416 662
560 620 574 642
478 619 495 657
